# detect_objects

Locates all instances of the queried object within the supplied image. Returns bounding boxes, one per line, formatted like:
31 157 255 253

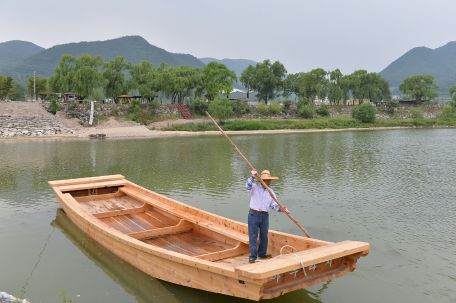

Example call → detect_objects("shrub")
438 104 456 118
299 106 315 119
283 98 293 110
410 107 424 119
351 103 377 123
257 103 268 114
129 99 141 114
316 105 330 117
297 97 311 109
190 99 209 115
208 97 233 122
70 110 77 118
149 100 159 110
231 100 250 116
49 98 59 114
385 100 399 115
268 101 282 115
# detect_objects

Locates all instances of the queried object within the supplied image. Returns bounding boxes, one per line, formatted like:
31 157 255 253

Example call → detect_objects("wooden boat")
49 175 370 300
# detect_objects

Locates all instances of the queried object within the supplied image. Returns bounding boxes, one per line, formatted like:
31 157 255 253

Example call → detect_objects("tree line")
2 53 448 105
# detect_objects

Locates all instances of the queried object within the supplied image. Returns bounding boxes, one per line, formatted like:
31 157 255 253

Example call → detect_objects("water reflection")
51 209 324 303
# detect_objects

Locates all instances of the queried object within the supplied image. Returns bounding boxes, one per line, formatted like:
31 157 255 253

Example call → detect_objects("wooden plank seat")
58 180 126 192
128 219 193 240
119 187 250 244
93 204 153 219
49 174 125 187
235 240 370 279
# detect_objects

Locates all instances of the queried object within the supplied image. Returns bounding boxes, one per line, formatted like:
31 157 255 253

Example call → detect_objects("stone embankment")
0 291 30 303
0 101 79 137
0 114 77 137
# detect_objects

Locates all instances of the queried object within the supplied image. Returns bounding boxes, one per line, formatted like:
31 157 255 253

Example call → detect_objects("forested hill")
199 58 257 79
1 36 205 85
0 40 44 69
379 41 456 94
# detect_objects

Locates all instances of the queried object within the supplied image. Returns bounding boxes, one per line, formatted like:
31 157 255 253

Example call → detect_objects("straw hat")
255 170 279 182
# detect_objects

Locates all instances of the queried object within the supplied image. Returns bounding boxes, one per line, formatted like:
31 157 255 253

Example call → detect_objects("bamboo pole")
205 112 311 238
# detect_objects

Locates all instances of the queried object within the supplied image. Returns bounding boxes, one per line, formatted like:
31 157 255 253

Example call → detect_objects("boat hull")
49 175 370 300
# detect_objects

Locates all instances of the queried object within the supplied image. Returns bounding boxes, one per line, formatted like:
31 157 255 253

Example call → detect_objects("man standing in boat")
246 169 290 263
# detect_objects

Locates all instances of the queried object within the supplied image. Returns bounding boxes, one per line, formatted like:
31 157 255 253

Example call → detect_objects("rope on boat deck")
276 245 307 277
89 177 96 196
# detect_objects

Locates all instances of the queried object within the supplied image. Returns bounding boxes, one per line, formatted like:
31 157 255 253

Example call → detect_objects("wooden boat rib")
49 175 370 300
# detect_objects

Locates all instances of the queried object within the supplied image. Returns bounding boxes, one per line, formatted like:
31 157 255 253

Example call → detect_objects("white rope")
276 245 307 277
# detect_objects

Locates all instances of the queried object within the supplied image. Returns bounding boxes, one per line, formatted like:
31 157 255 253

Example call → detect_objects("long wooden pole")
205 112 311 238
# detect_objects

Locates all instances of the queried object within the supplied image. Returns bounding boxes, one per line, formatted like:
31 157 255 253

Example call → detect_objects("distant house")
398 100 417 107
346 99 370 106
64 92 77 103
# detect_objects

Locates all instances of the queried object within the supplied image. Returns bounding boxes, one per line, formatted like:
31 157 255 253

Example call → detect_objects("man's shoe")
249 257 256 263
258 254 272 259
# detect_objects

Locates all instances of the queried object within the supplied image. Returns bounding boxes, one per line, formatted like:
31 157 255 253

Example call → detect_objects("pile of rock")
0 114 76 137
0 292 30 303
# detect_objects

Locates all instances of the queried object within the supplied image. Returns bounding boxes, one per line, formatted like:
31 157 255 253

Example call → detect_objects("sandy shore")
0 124 423 142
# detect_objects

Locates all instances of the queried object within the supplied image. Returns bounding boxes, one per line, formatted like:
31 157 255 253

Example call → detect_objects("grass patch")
163 116 456 132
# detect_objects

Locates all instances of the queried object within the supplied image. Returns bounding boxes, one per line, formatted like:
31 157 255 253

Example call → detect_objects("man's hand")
251 168 258 177
282 206 290 214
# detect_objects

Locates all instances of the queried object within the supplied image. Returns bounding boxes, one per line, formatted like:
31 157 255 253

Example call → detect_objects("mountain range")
379 41 456 95
1 36 455 96
0 36 205 85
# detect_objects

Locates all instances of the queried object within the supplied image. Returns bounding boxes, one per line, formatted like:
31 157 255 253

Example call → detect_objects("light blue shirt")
246 176 281 213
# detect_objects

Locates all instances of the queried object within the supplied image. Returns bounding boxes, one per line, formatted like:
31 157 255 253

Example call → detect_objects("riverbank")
1 101 455 141
2 123 455 142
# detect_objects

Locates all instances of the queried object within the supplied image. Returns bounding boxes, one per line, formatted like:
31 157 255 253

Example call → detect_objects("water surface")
1 129 455 302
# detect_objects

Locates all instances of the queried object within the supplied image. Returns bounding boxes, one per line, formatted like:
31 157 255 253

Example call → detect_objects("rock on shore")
0 291 30 303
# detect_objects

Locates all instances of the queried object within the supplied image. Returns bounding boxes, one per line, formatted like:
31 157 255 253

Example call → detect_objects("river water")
0 129 455 303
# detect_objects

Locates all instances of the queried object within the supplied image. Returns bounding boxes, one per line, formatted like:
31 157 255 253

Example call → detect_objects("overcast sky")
1 0 455 74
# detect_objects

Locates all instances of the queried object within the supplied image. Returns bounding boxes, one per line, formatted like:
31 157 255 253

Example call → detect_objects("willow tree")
399 75 439 103
102 56 133 101
240 59 286 104
49 54 104 100
199 61 237 101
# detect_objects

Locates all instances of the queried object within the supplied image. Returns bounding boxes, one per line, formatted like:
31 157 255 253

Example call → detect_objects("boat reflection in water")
51 209 328 303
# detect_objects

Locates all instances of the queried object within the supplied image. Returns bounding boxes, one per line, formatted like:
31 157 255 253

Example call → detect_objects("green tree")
449 85 456 106
327 69 344 104
129 61 160 101
8 81 26 100
399 75 439 104
240 59 286 104
349 70 386 102
102 56 132 101
26 75 47 98
160 65 201 104
72 54 105 100
294 68 328 102
208 96 233 122
0 76 14 99
49 54 104 100
49 54 77 94
199 62 237 101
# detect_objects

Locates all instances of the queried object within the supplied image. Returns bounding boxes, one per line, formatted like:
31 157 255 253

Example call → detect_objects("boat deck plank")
100 217 132 234
143 210 176 227
129 213 166 230
114 215 147 233
216 252 252 267
79 201 98 213
143 232 231 257
144 237 200 256
123 214 153 231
